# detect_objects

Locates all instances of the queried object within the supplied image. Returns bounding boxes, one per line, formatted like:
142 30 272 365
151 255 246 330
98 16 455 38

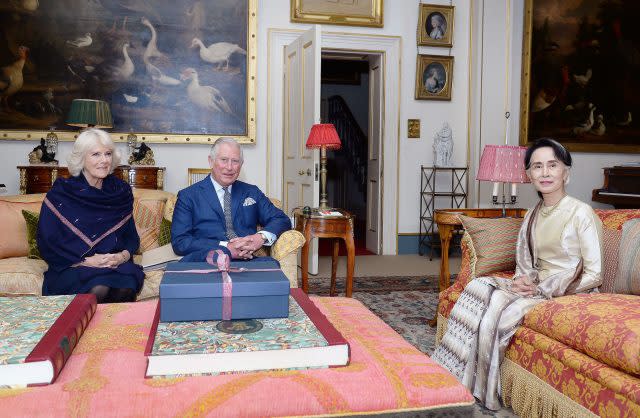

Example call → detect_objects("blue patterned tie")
222 186 237 239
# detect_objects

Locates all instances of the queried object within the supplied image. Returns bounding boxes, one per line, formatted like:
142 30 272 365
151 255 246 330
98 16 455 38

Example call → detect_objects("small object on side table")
28 138 58 165
128 142 156 166
294 208 355 297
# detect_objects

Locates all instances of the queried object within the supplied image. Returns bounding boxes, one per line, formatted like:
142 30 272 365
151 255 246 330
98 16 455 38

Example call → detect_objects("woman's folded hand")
510 275 538 297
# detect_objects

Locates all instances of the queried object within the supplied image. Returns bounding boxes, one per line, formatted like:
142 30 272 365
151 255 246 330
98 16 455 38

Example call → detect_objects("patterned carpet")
304 275 519 418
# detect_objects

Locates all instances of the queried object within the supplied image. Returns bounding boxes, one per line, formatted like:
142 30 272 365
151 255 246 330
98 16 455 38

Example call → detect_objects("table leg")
301 227 311 294
330 239 339 296
438 224 455 292
428 224 454 327
344 232 355 298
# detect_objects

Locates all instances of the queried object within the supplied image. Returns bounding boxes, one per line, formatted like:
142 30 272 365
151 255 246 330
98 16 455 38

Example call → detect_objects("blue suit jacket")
171 177 292 261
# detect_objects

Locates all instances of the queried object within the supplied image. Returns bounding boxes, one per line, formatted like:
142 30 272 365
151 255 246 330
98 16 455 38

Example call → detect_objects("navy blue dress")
37 173 144 296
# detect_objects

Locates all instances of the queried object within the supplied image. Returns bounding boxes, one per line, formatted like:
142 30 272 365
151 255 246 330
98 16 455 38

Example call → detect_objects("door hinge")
314 163 319 180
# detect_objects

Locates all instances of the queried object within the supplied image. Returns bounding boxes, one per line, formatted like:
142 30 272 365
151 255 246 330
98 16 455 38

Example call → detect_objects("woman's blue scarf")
38 173 134 267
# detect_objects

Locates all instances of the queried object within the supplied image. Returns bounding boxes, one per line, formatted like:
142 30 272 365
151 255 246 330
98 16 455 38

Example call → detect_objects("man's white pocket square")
243 197 256 206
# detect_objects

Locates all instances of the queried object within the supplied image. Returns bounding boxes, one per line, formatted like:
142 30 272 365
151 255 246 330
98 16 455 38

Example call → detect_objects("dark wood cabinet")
18 165 165 194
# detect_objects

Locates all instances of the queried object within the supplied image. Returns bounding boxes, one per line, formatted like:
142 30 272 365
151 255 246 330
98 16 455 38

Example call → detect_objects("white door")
366 54 382 253
283 25 321 273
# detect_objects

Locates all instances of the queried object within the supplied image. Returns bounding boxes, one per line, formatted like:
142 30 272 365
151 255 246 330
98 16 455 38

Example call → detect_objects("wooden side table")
294 209 355 297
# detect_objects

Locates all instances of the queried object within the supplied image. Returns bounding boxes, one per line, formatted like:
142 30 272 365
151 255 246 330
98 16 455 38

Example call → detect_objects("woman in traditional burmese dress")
37 128 143 303
431 138 603 410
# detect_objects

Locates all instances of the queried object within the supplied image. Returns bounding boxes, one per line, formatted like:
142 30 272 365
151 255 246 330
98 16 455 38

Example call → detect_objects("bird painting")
572 103 596 136
0 46 29 109
141 17 168 65
190 39 246 71
66 33 92 48
180 67 233 115
590 114 606 136
112 43 135 80
123 94 138 103
145 61 181 86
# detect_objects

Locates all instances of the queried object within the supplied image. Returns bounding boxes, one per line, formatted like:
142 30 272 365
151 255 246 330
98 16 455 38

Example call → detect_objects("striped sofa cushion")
458 215 523 277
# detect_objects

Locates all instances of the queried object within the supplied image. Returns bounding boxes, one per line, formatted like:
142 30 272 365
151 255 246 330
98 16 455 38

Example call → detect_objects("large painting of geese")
0 0 257 144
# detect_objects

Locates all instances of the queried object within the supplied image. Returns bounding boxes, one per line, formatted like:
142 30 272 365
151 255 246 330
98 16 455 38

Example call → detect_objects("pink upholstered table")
0 298 474 417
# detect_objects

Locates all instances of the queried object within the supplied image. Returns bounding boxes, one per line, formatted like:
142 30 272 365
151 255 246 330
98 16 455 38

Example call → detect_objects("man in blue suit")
171 137 291 262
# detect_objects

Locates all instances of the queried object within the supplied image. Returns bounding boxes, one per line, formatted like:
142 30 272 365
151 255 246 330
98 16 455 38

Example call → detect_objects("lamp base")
492 194 518 217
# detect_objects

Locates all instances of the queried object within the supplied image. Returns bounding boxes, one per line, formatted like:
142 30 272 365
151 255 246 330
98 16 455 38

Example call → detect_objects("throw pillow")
133 199 165 253
0 200 42 258
599 228 621 294
158 217 172 247
21 210 42 260
458 215 523 277
614 218 640 295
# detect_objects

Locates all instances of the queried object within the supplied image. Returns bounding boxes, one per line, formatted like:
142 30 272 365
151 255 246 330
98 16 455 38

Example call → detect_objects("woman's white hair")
67 128 121 177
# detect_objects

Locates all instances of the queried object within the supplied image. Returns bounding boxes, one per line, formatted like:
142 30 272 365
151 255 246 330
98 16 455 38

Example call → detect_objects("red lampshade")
477 145 530 183
305 124 342 150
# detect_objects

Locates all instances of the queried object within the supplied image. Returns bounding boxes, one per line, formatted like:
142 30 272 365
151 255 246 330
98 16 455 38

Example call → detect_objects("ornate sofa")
0 189 305 300
436 209 640 418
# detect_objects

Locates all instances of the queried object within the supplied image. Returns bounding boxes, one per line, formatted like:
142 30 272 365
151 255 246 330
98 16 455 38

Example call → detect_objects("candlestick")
492 182 500 197
511 183 517 197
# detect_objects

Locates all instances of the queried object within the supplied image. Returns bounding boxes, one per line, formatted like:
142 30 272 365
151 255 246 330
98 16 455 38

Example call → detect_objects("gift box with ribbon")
159 257 290 322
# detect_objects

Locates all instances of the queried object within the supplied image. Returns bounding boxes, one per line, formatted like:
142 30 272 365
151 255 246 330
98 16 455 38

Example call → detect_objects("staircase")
323 95 368 194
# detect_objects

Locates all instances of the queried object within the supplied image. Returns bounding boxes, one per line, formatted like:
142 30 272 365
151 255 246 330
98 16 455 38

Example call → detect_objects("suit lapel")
199 176 224 220
231 181 244 220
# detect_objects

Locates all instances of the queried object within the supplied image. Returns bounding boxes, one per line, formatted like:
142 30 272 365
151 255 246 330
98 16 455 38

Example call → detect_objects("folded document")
141 244 182 272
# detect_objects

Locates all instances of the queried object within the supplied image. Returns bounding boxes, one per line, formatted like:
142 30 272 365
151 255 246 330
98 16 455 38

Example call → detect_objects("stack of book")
0 294 97 387
145 289 350 377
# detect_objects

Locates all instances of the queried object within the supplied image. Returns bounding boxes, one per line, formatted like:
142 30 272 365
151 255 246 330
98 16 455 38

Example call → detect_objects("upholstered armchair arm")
271 230 305 288
271 230 305 260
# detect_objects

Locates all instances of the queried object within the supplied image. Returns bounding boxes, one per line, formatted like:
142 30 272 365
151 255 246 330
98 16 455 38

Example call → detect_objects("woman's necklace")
540 194 566 217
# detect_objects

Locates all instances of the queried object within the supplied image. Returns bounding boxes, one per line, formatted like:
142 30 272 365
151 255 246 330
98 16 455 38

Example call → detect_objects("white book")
141 244 182 272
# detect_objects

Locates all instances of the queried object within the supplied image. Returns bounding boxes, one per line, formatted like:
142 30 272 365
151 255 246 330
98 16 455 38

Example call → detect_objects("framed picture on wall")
415 55 453 101
290 0 383 28
520 0 640 153
417 4 454 47
0 0 257 145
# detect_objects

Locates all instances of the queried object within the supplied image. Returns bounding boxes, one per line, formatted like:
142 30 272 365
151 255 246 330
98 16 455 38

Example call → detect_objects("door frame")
267 29 401 255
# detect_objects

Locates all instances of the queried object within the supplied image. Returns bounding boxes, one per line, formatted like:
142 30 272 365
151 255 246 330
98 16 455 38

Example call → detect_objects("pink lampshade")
305 124 342 150
476 145 530 183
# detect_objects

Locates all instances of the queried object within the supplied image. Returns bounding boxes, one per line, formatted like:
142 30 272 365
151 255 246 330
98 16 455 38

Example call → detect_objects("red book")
0 294 97 387
145 288 350 377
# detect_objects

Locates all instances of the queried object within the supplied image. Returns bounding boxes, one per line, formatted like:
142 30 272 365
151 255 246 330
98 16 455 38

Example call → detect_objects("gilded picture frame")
417 4 454 48
290 0 383 28
519 0 640 153
415 55 453 101
0 0 257 145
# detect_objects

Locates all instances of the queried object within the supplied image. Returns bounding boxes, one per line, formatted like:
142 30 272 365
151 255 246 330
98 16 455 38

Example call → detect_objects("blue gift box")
160 260 290 322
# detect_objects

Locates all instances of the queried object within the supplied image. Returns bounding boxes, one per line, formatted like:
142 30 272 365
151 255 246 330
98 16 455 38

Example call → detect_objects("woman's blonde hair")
67 128 121 176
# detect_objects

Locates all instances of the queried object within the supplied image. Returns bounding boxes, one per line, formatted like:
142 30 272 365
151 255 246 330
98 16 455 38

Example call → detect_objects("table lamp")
66 99 113 128
305 123 342 210
476 144 529 217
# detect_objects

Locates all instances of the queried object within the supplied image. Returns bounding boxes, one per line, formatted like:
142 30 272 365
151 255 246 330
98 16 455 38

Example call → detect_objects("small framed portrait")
418 4 454 47
415 55 454 101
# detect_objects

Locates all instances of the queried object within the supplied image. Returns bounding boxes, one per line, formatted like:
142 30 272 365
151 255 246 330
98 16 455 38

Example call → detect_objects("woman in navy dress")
37 128 143 303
